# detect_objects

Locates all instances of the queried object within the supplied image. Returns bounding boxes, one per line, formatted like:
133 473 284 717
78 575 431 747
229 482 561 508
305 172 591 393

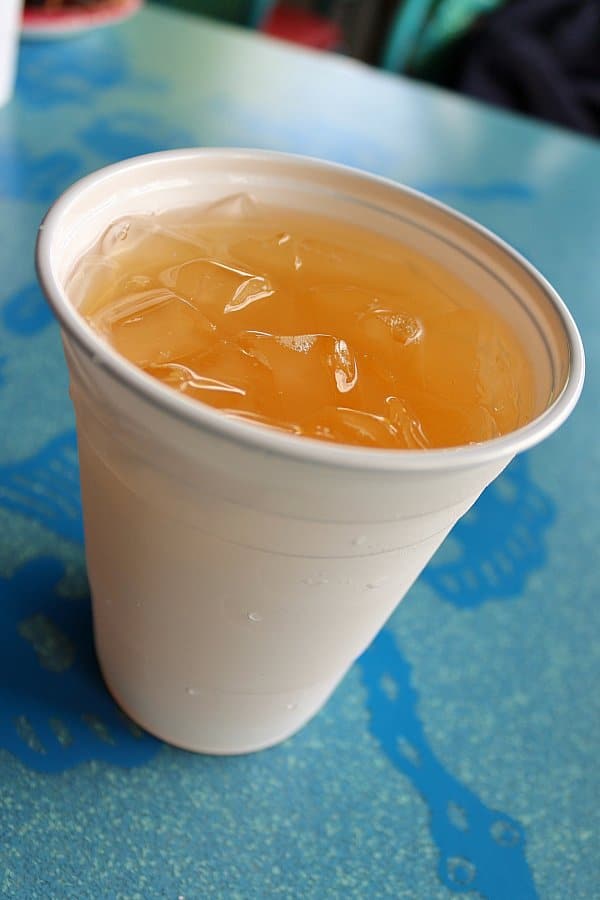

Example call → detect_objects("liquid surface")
71 195 535 449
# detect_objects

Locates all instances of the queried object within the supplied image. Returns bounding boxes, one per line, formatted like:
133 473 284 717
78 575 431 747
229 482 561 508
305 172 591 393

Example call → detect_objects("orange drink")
71 195 535 449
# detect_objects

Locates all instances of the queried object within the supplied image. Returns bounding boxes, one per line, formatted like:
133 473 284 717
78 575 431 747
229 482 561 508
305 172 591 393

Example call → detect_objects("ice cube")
160 339 276 416
202 193 260 219
324 407 398 447
274 334 319 353
222 409 303 436
227 230 305 288
66 254 121 313
100 215 211 263
476 331 524 432
100 218 132 254
225 275 274 313
361 306 423 346
107 289 216 367
385 396 430 449
466 405 500 442
238 331 358 402
331 338 358 393
160 259 274 319
146 360 247 398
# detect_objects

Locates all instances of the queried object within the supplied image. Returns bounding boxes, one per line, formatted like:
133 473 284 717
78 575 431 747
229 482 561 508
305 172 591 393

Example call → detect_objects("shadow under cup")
36 149 584 754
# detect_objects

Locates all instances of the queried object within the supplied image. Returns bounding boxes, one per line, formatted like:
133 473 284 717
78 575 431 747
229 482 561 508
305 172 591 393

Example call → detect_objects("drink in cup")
36 150 584 753
69 199 536 448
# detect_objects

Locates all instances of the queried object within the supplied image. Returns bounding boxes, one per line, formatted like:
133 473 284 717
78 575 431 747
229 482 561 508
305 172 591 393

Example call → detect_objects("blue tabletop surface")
0 7 598 899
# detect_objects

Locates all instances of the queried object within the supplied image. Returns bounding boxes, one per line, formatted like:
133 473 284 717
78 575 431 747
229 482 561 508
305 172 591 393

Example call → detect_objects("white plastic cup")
0 0 22 108
36 150 584 754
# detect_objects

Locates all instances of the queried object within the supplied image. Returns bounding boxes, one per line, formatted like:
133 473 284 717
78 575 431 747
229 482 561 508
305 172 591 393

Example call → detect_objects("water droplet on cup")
302 574 329 586
247 612 262 623
185 687 199 696
286 703 297 711
365 576 389 590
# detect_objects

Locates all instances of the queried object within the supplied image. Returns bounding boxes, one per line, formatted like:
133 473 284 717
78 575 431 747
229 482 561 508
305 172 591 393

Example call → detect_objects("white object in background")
36 149 585 755
0 0 22 107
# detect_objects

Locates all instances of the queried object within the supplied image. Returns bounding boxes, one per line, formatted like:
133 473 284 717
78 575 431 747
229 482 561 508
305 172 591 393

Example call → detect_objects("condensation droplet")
286 703 297 711
302 574 329 586
185 687 199 696
247 612 262 623
352 535 367 546
365 576 389 590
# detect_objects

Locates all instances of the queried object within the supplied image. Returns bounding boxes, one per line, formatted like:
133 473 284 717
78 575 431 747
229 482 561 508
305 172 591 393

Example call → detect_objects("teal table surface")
0 6 598 899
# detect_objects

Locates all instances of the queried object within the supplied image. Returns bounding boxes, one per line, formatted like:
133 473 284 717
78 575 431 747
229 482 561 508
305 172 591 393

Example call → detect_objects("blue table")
0 7 598 898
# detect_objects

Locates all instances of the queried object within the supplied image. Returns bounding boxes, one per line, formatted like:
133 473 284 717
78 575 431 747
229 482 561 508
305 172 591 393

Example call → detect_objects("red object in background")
262 4 342 51
22 0 142 38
